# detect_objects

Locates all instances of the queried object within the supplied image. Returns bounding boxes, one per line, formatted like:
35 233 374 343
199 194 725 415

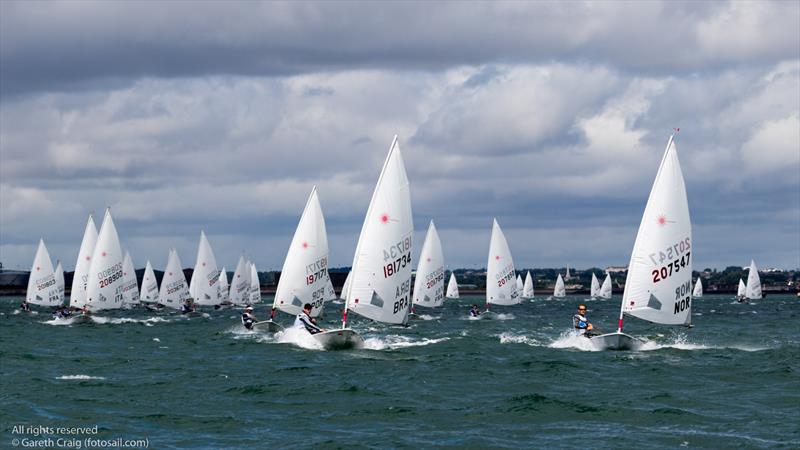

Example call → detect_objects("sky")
1 0 799 272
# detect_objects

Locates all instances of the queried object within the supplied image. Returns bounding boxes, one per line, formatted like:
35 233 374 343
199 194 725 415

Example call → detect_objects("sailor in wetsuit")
573 304 594 336
241 306 256 330
294 303 324 334
20 301 31 312
469 304 481 317
181 298 195 314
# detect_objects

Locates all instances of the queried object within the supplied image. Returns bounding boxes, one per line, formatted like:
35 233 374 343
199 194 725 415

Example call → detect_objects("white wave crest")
362 335 449 350
271 327 324 350
498 332 541 346
549 331 603 352
56 375 106 380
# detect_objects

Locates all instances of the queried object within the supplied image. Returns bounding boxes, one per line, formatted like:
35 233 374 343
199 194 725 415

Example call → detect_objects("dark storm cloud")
2 1 798 96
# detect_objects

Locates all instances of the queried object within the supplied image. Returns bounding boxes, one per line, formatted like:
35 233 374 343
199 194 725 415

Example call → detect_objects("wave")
363 335 449 351
270 327 324 350
549 331 602 352
498 332 542 346
56 375 106 380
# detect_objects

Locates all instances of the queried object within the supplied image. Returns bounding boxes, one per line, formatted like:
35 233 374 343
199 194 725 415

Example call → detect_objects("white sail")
745 260 762 299
412 221 445 308
273 187 330 317
121 251 140 305
55 261 65 301
486 218 519 306
446 272 459 299
737 279 746 297
218 266 229 304
26 239 61 306
523 271 534 298
621 135 692 326
340 272 352 299
249 262 261 304
140 260 159 303
346 136 414 325
229 256 250 306
599 273 613 299
159 249 190 309
692 277 703 298
565 266 571 280
69 215 98 308
590 273 600 298
190 231 221 306
553 274 566 298
516 274 524 297
325 278 337 302
86 209 125 311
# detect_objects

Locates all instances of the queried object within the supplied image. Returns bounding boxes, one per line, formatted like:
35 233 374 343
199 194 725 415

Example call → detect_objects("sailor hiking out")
294 303 324 334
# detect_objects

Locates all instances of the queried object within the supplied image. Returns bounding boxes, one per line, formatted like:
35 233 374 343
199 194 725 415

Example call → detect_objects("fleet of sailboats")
17 132 773 353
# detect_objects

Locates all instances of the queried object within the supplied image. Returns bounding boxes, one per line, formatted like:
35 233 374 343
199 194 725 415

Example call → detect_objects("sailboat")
445 273 459 299
522 271 534 298
69 215 98 309
745 260 762 300
158 249 190 309
189 231 221 307
590 134 692 351
515 274 524 298
121 251 140 307
486 218 519 310
54 261 65 302
218 266 229 304
140 260 160 304
412 220 445 309
692 277 703 298
261 186 330 333
228 256 250 306
553 274 566 298
25 239 62 307
86 209 125 312
248 262 261 304
736 278 747 301
337 135 413 349
598 273 613 299
590 273 601 298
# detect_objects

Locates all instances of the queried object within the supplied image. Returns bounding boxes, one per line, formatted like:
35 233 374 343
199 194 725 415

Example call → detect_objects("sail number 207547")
652 252 690 283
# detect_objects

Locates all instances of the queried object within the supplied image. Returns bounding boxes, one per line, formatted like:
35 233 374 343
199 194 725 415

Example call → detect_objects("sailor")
19 301 31 312
181 298 195 314
241 306 256 330
294 303 324 334
573 304 594 336
469 304 481 317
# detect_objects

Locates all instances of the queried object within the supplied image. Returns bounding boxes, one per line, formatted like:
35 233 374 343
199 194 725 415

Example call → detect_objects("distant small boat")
248 262 261 304
412 220 445 309
590 273 600 298
26 239 61 307
486 218 520 309
553 274 566 298
745 260 762 300
228 256 250 306
445 273 459 299
158 248 190 310
121 251 140 307
140 260 160 303
590 134 692 351
86 209 125 311
692 277 703 298
737 278 747 301
218 266 229 304
515 274 524 298
599 273 613 299
54 260 65 302
69 214 98 309
190 231 222 307
522 271 534 299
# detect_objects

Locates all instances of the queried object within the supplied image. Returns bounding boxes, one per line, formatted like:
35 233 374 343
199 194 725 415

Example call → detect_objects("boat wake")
363 335 449 351
270 327 324 350
497 332 542 347
56 375 106 381
549 331 602 352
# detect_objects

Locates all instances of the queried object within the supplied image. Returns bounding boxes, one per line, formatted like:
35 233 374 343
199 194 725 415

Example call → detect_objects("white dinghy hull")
589 332 644 351
313 328 364 350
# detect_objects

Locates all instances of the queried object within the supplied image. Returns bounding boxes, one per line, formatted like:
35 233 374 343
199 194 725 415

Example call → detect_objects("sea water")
1 295 798 449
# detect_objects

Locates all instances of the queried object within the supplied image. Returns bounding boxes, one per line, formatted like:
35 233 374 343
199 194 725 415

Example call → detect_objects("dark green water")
1 294 798 449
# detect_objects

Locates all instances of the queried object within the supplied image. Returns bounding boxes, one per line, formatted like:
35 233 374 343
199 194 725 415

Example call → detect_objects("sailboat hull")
589 332 644 351
252 320 284 333
312 328 364 350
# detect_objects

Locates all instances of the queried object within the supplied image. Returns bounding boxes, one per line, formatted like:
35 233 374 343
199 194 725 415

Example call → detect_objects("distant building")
605 266 628 274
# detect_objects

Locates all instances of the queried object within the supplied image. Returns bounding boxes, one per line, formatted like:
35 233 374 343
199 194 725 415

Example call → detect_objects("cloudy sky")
1 0 798 272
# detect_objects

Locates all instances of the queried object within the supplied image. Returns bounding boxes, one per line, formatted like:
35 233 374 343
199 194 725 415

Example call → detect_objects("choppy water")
2 294 798 449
